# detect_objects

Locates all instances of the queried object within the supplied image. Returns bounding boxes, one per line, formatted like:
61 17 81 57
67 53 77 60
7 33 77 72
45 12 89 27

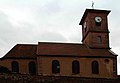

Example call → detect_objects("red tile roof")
37 42 117 57
2 42 117 59
3 44 37 59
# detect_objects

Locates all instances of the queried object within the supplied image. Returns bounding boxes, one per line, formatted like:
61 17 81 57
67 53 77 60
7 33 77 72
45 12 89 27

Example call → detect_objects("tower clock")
79 9 110 49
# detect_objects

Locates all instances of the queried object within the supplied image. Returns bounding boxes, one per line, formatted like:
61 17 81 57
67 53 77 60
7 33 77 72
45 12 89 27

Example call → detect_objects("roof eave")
79 9 111 25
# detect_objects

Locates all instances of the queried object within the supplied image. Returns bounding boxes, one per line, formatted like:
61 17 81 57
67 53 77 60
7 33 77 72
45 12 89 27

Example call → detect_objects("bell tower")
79 9 111 49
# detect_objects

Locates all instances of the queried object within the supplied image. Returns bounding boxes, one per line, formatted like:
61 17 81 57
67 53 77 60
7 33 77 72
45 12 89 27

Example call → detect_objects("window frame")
92 61 99 74
28 61 36 75
72 60 80 74
11 61 19 73
52 60 60 74
97 36 102 44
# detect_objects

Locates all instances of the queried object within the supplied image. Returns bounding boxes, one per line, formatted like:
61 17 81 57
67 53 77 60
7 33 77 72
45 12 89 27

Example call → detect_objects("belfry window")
11 61 19 73
52 60 60 73
97 36 102 44
95 22 101 26
28 61 36 74
92 61 99 74
72 60 80 74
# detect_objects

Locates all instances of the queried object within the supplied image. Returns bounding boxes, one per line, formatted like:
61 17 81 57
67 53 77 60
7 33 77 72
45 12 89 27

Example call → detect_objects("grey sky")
0 0 120 74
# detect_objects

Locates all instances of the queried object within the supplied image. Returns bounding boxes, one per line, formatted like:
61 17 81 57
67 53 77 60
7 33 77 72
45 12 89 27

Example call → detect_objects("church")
0 9 118 79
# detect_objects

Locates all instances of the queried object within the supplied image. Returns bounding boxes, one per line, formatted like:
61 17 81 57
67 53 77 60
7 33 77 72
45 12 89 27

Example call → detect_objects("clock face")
95 16 102 23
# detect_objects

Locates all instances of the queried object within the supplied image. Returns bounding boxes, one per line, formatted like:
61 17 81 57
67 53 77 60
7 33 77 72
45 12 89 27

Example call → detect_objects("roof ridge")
17 43 37 46
38 42 83 45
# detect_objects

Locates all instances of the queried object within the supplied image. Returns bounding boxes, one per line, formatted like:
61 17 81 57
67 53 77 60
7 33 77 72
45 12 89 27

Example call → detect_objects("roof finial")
92 1 94 9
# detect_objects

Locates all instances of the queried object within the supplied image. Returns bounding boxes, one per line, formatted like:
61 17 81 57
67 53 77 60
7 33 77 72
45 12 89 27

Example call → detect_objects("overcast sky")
0 0 120 74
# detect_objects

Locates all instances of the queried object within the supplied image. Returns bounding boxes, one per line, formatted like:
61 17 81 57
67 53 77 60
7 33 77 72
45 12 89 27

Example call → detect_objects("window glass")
97 36 102 44
11 61 19 73
29 61 36 74
92 61 99 74
72 60 80 74
52 60 60 73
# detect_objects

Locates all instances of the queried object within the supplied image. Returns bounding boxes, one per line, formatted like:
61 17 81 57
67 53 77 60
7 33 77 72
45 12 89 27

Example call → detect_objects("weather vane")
92 1 95 9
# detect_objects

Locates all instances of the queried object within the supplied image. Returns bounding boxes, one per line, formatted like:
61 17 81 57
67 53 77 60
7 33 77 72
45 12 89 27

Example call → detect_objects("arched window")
92 61 99 74
52 60 60 73
72 60 80 74
97 36 102 44
28 61 36 74
11 61 19 73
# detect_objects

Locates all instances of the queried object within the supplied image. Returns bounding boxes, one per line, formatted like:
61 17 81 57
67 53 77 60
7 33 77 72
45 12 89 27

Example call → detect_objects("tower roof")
79 9 111 25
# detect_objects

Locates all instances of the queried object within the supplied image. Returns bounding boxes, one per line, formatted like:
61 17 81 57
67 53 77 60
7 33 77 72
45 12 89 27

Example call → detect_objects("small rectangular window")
97 36 102 44
95 22 101 26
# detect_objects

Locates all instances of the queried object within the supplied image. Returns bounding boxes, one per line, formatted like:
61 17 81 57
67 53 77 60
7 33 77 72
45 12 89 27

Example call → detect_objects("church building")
0 9 118 78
